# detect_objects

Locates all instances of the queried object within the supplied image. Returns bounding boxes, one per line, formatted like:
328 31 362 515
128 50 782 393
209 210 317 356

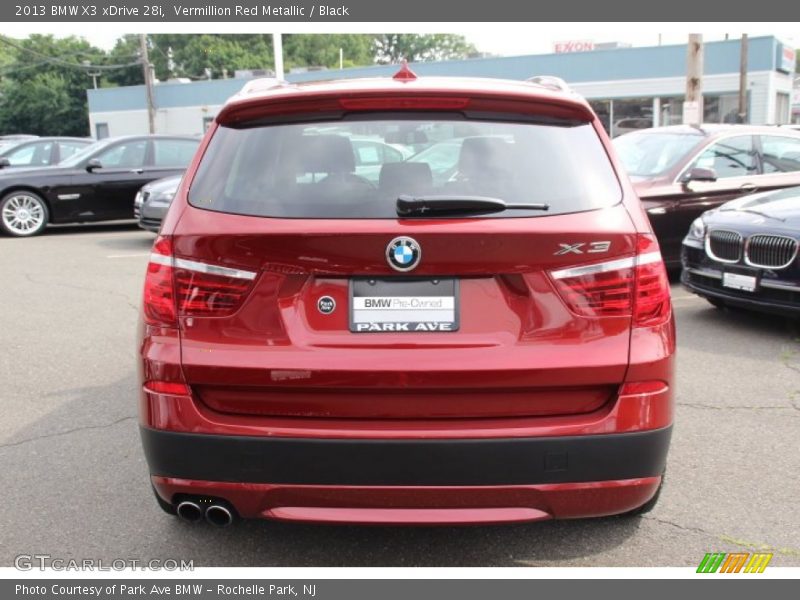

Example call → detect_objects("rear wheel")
621 471 665 516
152 486 176 515
0 191 49 237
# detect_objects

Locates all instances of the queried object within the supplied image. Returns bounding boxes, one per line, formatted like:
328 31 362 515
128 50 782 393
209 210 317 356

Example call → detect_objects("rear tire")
0 190 49 237
152 486 177 515
621 471 665 517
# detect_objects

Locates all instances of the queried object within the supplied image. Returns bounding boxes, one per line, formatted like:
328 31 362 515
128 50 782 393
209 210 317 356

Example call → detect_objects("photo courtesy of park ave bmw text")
0 0 798 595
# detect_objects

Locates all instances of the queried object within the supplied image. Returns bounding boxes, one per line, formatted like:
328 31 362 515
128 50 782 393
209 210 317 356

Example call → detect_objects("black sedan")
134 174 182 233
0 137 92 170
681 186 800 316
0 135 199 237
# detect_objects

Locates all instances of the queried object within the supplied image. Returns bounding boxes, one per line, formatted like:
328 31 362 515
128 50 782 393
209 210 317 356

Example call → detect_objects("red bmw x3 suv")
138 67 675 527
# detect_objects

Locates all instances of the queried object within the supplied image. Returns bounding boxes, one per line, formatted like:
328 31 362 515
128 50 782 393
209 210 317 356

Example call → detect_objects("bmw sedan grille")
746 235 798 269
706 230 743 263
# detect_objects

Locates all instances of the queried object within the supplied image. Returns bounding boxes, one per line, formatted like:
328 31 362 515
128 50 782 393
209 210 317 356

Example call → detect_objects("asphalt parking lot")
1 223 798 568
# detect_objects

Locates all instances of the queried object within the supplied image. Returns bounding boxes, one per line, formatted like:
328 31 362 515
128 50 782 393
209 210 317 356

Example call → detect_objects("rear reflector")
144 381 191 395
142 236 257 326
549 235 671 327
619 381 668 396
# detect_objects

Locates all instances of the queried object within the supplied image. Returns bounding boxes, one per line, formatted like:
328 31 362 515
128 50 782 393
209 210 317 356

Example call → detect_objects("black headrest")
457 137 514 176
379 162 433 195
299 135 355 173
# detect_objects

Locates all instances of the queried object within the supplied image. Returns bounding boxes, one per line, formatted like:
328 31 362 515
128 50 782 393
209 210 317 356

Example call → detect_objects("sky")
7 24 798 57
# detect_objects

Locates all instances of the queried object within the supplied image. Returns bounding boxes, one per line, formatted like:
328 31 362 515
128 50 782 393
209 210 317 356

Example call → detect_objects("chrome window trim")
705 229 743 264
672 133 758 185
744 234 799 270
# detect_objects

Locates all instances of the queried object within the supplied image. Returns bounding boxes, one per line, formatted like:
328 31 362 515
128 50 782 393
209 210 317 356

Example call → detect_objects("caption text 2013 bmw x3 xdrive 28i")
138 67 675 526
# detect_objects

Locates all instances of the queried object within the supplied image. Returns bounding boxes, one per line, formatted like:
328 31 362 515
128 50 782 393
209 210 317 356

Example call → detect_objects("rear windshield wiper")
396 195 550 216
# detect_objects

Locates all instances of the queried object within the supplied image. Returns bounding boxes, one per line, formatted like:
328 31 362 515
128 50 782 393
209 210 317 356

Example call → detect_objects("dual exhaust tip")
176 500 234 527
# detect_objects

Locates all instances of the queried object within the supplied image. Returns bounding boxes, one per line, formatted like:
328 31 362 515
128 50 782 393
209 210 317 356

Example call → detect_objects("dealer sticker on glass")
350 278 459 332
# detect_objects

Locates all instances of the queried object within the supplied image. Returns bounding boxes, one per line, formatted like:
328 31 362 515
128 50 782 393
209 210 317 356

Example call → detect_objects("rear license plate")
350 278 459 333
722 272 757 292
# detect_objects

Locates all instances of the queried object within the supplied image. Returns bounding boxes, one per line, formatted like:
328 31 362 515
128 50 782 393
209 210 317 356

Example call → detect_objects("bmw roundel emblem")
386 236 421 272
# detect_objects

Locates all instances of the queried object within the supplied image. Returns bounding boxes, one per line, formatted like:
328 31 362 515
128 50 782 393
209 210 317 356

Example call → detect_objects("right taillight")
550 234 671 327
142 235 257 327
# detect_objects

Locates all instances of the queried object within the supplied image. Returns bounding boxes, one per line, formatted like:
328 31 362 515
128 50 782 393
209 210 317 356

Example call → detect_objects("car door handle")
129 169 144 174
739 183 757 193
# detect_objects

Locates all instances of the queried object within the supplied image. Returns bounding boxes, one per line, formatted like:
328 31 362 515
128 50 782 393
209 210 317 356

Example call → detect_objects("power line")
0 36 141 72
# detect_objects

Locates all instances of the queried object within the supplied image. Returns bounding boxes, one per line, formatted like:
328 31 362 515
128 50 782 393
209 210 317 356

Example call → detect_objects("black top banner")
3 0 797 22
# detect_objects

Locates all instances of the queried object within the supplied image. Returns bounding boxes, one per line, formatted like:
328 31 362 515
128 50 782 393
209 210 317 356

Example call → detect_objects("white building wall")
89 70 794 135
90 104 224 138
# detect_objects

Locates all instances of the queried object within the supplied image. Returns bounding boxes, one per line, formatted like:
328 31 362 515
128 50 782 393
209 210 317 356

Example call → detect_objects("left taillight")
143 236 177 326
143 235 257 326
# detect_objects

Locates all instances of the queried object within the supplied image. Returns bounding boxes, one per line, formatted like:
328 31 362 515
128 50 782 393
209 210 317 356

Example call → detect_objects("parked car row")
0 136 92 169
613 123 800 318
2 117 798 319
0 134 199 236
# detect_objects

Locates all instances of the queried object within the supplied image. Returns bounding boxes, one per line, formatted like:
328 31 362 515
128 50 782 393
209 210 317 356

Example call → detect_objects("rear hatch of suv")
148 88 669 428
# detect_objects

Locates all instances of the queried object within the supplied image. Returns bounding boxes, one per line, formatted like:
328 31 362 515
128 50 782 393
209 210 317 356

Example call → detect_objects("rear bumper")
143 426 670 522
141 426 671 486
151 476 663 524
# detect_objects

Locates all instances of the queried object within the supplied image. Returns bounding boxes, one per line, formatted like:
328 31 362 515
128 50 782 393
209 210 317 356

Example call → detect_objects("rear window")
189 117 621 219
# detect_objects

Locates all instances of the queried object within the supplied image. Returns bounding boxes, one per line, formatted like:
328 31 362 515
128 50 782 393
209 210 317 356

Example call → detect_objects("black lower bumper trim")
140 426 672 486
681 270 800 316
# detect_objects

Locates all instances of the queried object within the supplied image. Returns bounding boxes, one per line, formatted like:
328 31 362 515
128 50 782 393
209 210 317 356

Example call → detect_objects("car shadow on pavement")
96 232 157 252
176 513 644 567
677 302 799 355
41 221 141 236
0 374 642 568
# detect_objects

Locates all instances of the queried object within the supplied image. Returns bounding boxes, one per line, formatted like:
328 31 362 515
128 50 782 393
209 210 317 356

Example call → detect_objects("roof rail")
526 75 571 93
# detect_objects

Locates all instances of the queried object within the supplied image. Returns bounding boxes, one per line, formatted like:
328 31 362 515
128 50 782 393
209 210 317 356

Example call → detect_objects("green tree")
373 34 477 64
0 34 110 135
0 72 73 134
284 34 374 69
103 34 144 87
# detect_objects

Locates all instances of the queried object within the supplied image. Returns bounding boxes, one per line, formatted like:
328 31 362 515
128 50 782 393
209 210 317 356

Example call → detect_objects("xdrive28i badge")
386 237 421 272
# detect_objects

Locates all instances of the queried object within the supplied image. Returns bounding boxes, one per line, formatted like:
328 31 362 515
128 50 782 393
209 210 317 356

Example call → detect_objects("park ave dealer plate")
349 278 459 333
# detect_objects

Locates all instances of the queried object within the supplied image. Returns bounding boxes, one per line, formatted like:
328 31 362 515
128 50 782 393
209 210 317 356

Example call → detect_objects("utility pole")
738 34 749 123
684 34 704 126
140 34 156 134
273 33 284 80
82 60 100 89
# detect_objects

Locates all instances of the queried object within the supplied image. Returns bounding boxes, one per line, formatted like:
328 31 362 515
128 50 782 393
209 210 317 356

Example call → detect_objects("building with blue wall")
87 36 797 138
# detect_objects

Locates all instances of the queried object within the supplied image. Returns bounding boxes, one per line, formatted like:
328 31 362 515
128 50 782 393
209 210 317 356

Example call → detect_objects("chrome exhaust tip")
175 500 204 523
205 504 234 527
